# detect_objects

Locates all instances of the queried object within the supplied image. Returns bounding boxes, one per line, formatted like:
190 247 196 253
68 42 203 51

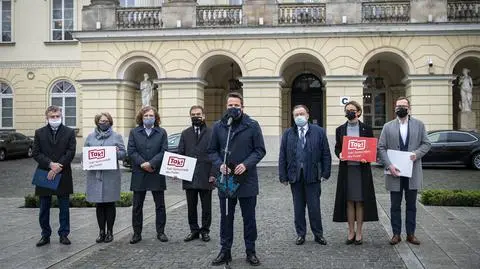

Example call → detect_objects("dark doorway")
291 74 324 127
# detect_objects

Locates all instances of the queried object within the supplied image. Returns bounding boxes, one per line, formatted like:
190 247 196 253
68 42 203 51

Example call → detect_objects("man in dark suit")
32 105 77 247
128 106 169 244
208 92 266 267
279 105 332 246
178 105 215 242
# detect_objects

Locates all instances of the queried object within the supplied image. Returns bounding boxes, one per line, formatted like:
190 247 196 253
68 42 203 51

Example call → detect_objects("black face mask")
396 107 408 118
98 123 110 131
345 111 356 120
191 116 204 127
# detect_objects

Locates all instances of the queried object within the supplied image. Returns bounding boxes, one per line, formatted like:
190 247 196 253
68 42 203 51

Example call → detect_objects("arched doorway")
291 74 324 127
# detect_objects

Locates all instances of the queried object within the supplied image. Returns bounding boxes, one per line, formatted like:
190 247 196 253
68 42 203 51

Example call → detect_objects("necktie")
300 127 305 148
195 127 200 141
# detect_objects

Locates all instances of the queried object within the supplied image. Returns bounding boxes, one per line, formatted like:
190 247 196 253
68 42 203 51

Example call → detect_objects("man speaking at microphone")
208 92 266 266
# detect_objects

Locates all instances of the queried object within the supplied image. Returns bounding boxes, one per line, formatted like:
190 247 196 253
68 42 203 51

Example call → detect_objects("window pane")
54 20 63 29
2 117 13 127
64 0 74 9
2 32 11 42
1 98 12 107
2 22 11 31
65 97 76 106
64 31 73 40
65 117 76 127
3 1 11 11
52 9 62 20
64 9 73 20
65 107 76 117
52 30 63 40
53 0 62 9
64 20 74 30
2 108 12 117
52 97 63 106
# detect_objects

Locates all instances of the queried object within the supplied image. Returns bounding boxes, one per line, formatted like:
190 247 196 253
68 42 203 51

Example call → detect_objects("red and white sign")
160 152 197 181
341 136 378 163
83 146 117 170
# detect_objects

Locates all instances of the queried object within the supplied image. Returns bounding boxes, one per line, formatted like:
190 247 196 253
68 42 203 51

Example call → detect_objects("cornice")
0 60 81 69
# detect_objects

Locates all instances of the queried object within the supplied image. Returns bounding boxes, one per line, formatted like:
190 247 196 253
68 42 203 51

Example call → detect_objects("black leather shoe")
246 254 261 266
36 236 50 247
346 233 355 245
96 230 106 243
104 231 113 243
184 232 199 242
157 233 169 242
315 236 327 245
295 236 305 245
59 236 71 245
211 251 232 266
200 232 210 242
129 233 142 244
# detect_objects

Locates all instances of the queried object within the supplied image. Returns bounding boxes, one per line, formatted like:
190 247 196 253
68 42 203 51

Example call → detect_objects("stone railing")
116 7 163 29
447 1 480 22
278 3 326 25
361 1 410 23
196 5 242 27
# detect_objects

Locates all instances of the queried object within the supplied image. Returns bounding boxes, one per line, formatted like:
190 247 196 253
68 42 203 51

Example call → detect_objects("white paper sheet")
385 149 413 178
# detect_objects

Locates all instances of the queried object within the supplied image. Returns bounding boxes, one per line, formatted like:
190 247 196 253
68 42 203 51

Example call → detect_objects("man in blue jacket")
279 105 332 246
208 92 266 267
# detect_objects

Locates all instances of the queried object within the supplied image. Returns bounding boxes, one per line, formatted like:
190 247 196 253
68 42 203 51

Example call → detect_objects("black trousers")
96 202 116 232
132 191 166 235
186 189 212 233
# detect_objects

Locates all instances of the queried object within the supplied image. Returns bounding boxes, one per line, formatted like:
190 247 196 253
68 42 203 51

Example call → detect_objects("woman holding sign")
84 112 126 243
333 101 378 245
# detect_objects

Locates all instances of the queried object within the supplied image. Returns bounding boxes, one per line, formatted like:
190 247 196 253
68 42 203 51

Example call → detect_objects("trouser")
390 177 418 235
39 195 70 237
186 189 212 233
132 191 166 234
96 202 116 232
219 196 257 255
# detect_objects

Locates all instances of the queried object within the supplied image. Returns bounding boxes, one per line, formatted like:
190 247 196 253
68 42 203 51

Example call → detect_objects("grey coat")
84 129 126 203
378 117 431 191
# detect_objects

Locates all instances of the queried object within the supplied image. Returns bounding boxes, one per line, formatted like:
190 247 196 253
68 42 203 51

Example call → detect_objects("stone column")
155 78 207 134
403 75 455 131
243 0 278 26
77 79 137 143
82 0 119 31
240 76 283 166
161 0 197 28
281 87 291 130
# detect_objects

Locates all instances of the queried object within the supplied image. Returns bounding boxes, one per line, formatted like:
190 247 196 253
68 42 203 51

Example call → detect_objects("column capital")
154 77 208 87
402 74 457 83
323 75 367 83
239 76 284 88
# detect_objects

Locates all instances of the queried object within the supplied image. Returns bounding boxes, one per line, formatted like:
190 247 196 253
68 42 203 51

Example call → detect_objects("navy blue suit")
279 124 332 238
208 114 266 255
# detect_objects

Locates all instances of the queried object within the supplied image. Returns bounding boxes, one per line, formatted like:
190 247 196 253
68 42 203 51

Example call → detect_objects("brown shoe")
407 235 420 245
389 235 401 245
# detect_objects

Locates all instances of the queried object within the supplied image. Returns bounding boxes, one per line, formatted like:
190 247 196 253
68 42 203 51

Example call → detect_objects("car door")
425 131 448 164
14 133 30 155
5 133 18 155
445 132 478 164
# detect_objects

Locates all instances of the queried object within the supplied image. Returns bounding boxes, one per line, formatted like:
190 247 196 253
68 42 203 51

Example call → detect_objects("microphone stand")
221 117 233 269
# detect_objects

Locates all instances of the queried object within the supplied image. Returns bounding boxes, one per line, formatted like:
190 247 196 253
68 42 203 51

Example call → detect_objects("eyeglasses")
346 110 357 113
395 105 409 109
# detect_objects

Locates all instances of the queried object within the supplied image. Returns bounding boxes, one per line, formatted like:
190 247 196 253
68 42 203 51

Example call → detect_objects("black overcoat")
32 124 77 196
333 121 379 222
178 125 215 190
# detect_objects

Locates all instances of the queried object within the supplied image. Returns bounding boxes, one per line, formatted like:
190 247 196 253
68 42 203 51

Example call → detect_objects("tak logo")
348 139 366 151
88 149 105 159
168 156 185 167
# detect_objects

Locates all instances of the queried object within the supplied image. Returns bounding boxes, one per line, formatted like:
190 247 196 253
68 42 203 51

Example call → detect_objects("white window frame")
50 80 76 128
0 0 12 42
0 81 14 129
51 0 75 41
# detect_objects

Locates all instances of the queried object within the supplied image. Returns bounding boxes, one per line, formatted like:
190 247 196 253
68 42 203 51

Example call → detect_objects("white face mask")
48 118 62 128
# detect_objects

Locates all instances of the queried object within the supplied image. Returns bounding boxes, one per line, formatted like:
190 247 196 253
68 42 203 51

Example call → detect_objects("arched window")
51 80 76 127
0 82 13 128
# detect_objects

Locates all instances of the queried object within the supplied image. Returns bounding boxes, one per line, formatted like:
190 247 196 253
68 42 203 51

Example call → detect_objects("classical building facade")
1 0 479 165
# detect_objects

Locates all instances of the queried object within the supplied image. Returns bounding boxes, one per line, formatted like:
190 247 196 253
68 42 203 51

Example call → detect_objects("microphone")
227 116 233 126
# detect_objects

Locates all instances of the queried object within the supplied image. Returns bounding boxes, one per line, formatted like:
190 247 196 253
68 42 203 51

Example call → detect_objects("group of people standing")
32 92 430 267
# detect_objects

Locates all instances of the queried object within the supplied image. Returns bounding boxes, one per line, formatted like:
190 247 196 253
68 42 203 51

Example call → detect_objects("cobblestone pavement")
0 157 479 269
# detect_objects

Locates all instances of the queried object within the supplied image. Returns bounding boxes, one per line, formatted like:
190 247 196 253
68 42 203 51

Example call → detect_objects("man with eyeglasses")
378 97 431 246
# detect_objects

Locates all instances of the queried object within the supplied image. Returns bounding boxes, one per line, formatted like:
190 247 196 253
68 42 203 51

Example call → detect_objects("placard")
83 146 118 170
159 151 197 181
341 136 377 163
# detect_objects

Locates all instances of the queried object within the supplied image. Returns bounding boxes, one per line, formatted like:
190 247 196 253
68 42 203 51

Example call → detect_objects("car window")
428 132 448 143
0 133 9 140
447 132 476 143
168 134 180 147
14 133 27 140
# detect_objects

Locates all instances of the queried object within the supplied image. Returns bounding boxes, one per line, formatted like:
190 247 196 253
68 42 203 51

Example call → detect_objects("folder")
31 169 62 190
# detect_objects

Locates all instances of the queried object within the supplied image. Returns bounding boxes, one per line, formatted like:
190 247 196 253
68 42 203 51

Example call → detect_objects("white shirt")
297 124 308 141
398 118 408 145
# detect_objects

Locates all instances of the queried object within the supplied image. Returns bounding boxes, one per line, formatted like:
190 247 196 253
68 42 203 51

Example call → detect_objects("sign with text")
83 146 117 170
340 96 350 106
159 152 197 181
341 136 377 162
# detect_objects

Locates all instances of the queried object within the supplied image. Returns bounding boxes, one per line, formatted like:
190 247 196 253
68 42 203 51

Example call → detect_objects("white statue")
140 73 154 107
459 68 473 112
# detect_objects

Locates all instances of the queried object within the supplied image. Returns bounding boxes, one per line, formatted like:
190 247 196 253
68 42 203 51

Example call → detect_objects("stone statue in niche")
458 68 473 112
140 73 154 107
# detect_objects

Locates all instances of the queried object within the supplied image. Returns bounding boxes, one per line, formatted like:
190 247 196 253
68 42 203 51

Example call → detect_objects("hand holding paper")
385 150 413 178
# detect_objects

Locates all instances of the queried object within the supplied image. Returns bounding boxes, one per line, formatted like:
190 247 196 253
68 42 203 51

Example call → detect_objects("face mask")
345 111 356 121
294 115 308 127
395 107 408 118
98 123 110 131
191 116 203 127
226 107 242 120
48 119 61 128
143 117 155 127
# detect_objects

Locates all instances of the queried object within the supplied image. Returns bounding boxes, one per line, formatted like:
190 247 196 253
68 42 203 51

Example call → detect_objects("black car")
122 133 181 168
423 130 480 170
0 132 34 161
